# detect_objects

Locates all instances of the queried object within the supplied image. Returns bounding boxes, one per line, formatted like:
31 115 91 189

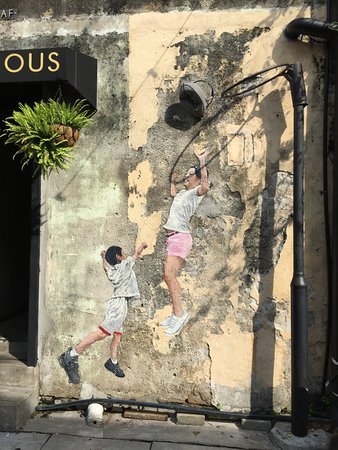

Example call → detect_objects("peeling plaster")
0 15 129 39
128 160 162 254
262 222 293 303
209 323 253 388
128 7 312 149
147 305 174 355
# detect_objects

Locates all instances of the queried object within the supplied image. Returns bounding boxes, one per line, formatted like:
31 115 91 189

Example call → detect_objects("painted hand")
170 172 178 183
194 148 213 160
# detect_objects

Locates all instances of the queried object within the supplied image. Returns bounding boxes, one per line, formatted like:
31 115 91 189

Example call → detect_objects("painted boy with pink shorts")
161 149 213 336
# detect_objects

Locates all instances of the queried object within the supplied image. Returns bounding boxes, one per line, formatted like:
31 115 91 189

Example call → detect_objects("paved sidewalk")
0 410 281 450
0 410 332 449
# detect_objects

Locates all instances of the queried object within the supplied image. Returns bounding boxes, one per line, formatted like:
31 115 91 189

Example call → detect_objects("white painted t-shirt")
105 256 140 298
163 186 203 233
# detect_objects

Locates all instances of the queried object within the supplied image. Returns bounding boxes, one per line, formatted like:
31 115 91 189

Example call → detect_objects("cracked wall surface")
0 1 328 412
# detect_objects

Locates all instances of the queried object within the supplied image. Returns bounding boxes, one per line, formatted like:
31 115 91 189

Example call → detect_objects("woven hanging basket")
51 124 80 147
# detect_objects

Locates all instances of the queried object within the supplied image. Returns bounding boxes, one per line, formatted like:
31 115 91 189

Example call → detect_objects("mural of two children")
59 148 213 384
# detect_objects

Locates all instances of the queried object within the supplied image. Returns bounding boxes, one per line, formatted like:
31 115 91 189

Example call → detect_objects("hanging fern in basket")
1 98 95 178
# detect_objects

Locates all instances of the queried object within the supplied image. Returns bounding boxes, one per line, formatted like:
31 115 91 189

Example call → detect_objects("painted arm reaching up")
195 148 213 196
101 249 110 274
170 172 177 198
133 242 148 259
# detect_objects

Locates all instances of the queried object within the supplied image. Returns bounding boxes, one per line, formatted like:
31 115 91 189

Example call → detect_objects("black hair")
193 165 210 180
193 165 201 179
105 246 122 266
192 165 213 187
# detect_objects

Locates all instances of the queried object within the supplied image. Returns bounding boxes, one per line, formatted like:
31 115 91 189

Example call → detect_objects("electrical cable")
221 64 290 99
171 64 290 184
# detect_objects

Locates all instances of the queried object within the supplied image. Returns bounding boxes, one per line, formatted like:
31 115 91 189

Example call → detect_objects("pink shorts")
166 231 192 260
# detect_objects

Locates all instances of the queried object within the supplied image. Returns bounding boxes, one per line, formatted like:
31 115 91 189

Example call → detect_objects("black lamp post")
178 63 309 436
285 16 338 435
284 63 309 437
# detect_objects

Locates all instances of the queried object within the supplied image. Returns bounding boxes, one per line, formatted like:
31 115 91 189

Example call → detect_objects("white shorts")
99 297 128 336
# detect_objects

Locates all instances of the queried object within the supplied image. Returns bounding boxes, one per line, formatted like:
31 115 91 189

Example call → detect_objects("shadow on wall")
248 88 290 413
165 103 201 131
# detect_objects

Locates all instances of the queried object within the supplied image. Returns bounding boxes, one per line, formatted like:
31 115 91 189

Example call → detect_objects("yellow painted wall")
1 3 326 412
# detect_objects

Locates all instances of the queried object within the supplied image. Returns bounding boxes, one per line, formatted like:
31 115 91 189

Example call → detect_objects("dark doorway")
0 82 44 365
0 80 94 365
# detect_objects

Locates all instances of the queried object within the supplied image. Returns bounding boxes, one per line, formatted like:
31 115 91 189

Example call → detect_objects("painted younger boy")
161 148 213 336
59 241 148 384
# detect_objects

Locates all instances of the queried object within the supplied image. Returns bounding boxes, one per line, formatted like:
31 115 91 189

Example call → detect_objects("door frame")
26 174 40 367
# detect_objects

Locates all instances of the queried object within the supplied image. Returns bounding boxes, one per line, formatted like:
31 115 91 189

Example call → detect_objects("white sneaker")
160 315 173 328
164 311 190 336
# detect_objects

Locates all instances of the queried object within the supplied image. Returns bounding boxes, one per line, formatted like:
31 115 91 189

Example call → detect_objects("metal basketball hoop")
179 80 214 118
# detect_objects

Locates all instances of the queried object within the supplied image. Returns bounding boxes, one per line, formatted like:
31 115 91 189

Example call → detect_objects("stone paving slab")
0 431 50 450
42 434 151 450
23 411 104 437
103 415 279 449
152 443 240 450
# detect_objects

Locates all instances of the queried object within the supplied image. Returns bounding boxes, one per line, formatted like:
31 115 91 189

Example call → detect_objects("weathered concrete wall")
0 1 327 412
